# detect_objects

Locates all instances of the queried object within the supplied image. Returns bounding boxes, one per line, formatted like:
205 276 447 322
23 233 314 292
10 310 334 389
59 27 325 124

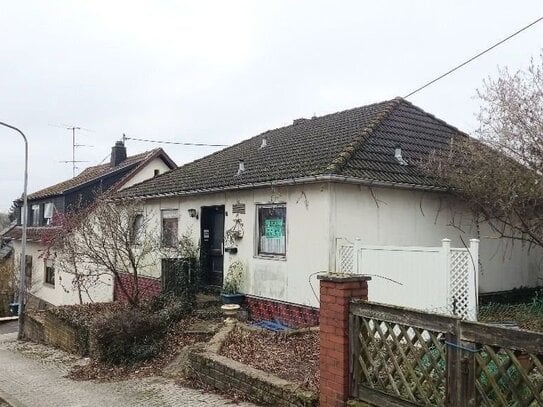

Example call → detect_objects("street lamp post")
0 121 28 340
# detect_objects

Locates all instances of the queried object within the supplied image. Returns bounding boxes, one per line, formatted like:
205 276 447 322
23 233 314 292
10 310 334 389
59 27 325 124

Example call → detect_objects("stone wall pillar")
318 274 370 407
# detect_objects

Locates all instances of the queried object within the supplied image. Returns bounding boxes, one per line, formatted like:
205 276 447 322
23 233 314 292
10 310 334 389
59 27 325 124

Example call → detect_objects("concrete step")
196 293 221 309
184 320 220 335
194 307 223 320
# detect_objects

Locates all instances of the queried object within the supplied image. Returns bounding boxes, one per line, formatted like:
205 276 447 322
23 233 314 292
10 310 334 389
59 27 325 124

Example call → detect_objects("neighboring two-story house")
2 140 176 307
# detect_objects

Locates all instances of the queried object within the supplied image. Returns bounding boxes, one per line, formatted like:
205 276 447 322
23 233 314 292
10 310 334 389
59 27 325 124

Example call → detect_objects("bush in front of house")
145 292 194 326
91 293 195 365
91 307 167 365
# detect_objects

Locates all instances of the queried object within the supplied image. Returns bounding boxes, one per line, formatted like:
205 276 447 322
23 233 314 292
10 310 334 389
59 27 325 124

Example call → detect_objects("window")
43 202 55 225
154 169 160 177
257 204 286 257
161 209 178 247
31 204 40 226
44 259 55 286
130 213 144 244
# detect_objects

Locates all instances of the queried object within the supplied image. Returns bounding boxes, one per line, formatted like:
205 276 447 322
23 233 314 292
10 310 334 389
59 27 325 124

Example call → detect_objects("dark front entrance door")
200 205 225 286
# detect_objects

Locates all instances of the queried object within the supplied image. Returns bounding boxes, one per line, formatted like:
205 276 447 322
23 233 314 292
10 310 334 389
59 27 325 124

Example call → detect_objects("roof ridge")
25 148 159 200
396 97 469 138
324 98 403 174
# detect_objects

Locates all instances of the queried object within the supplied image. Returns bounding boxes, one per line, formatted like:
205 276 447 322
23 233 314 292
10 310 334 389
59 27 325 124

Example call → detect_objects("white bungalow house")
114 97 542 326
3 141 176 308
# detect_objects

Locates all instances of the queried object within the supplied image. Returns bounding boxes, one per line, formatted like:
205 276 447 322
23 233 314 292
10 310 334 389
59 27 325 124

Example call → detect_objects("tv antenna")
50 124 94 177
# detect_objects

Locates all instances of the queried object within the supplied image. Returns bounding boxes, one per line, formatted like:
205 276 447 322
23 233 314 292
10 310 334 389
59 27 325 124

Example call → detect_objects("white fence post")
353 238 362 275
335 238 340 273
469 239 480 320
442 239 451 315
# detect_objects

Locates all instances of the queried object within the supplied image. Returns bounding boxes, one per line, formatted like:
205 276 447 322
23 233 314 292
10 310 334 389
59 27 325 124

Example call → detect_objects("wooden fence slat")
350 300 456 333
358 386 422 407
349 313 360 398
446 321 461 407
503 349 543 406
461 321 543 354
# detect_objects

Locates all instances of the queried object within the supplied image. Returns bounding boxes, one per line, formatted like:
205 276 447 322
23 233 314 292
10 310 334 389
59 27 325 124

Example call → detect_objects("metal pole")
72 127 75 177
0 121 28 340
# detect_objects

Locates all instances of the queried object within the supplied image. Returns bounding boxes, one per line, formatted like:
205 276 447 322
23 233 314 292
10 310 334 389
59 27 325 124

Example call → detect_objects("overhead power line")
123 135 228 147
404 15 543 98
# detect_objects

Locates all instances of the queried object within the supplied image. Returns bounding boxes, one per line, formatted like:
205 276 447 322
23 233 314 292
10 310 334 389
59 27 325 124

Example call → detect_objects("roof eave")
117 175 448 201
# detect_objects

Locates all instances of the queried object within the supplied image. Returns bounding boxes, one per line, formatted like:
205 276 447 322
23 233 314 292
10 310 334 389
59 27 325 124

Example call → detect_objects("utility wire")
124 135 229 147
404 16 543 98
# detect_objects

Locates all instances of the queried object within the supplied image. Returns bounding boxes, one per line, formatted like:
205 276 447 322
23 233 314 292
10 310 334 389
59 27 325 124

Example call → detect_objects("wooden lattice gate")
350 300 543 406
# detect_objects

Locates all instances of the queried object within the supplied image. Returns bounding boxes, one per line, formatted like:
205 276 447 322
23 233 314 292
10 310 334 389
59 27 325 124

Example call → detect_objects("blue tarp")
251 319 290 332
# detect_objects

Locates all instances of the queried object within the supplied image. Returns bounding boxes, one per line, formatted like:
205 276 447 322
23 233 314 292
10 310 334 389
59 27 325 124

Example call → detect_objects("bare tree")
424 53 543 249
46 198 161 306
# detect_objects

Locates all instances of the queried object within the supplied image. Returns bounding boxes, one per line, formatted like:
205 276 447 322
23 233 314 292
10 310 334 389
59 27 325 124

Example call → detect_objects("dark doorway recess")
200 205 225 286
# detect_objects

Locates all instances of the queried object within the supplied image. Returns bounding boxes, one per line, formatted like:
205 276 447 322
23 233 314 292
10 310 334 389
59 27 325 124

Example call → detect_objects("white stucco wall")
10 157 173 307
11 240 113 306
119 157 172 190
331 183 543 294
142 183 331 307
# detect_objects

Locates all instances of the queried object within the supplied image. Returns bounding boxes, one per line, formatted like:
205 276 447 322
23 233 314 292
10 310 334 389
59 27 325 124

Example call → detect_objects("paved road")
0 331 256 407
0 321 17 335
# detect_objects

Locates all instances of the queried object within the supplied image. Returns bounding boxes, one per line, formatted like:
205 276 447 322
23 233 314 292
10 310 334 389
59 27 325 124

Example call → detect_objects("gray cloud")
1 0 542 211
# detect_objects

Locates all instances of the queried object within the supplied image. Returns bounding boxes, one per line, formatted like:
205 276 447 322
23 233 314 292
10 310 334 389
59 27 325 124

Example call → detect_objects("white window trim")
254 202 287 260
44 259 55 287
161 209 179 248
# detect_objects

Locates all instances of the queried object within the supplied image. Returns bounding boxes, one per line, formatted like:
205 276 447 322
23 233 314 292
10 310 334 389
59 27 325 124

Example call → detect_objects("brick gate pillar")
318 274 370 407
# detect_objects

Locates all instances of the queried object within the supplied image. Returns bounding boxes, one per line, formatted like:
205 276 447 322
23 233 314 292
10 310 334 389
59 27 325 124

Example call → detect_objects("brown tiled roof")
2 225 54 242
27 148 176 200
118 98 465 199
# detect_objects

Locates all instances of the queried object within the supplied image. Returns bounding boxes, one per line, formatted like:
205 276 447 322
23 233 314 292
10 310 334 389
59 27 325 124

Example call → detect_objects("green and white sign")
265 218 284 238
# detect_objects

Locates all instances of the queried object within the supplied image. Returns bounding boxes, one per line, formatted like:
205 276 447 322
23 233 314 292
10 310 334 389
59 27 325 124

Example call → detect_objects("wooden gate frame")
349 300 543 406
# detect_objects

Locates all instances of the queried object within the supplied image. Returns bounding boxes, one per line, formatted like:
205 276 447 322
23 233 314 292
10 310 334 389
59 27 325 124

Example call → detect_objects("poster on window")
264 218 284 238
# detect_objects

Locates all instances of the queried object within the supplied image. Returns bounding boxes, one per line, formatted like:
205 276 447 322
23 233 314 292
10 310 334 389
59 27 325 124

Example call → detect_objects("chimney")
111 140 127 167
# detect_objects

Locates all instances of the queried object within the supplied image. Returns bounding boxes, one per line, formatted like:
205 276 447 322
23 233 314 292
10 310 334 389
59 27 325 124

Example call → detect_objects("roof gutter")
118 174 449 201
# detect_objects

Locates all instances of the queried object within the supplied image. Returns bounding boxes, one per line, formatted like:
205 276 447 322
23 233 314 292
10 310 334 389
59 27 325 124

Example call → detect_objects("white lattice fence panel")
337 244 354 274
449 249 476 320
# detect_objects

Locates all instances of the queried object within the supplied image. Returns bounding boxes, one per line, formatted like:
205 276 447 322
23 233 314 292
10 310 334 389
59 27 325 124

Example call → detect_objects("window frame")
130 212 145 245
30 204 40 226
44 259 55 286
43 202 55 225
255 203 287 259
161 209 179 248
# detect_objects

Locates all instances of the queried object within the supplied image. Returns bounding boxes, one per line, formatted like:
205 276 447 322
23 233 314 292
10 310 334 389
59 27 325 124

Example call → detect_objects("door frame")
200 205 225 286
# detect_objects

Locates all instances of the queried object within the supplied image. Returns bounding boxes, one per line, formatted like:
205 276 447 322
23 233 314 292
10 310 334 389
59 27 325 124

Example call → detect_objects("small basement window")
256 204 286 257
44 259 55 286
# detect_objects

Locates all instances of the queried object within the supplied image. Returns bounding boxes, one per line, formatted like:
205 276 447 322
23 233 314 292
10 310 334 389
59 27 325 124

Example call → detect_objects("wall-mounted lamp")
188 208 199 219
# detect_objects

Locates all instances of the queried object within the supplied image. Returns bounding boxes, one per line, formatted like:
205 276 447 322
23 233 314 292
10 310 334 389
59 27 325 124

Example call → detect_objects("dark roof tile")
118 98 463 198
26 148 175 200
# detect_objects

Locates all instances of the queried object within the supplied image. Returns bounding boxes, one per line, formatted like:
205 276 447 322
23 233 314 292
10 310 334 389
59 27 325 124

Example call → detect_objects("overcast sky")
1 1 543 212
